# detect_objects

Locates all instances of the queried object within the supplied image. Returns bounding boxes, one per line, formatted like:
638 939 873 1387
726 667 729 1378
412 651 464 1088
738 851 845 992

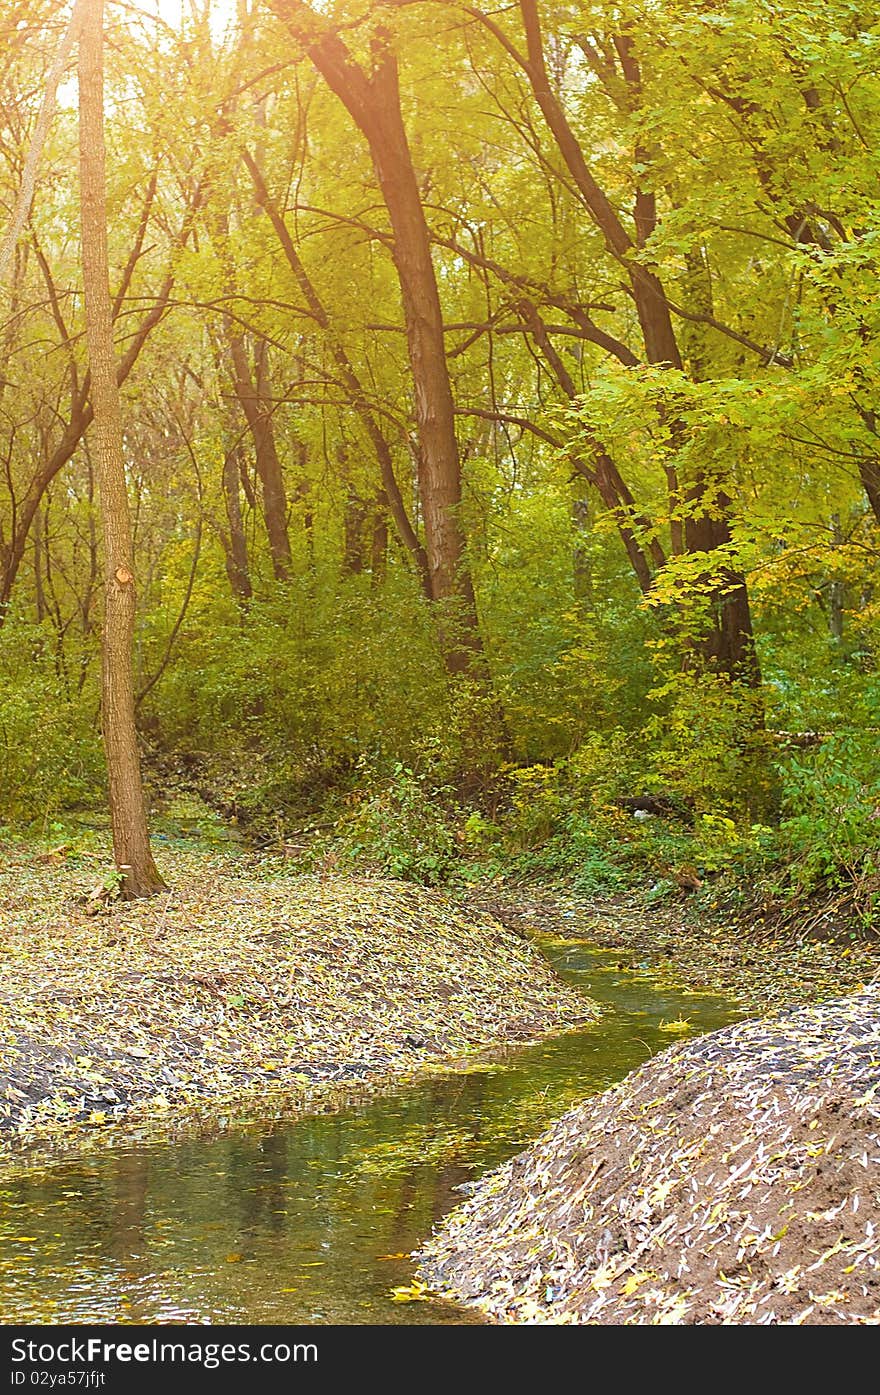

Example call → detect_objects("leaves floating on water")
345 1126 479 1179
471 886 880 1018
390 1280 430 1303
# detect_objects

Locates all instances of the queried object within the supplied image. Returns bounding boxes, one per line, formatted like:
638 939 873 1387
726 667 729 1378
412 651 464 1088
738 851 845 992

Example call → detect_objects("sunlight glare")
118 0 239 41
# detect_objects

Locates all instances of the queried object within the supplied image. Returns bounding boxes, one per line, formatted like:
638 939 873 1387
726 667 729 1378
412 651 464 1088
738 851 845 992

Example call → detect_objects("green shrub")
780 734 880 892
0 619 103 823
646 669 774 816
313 763 459 884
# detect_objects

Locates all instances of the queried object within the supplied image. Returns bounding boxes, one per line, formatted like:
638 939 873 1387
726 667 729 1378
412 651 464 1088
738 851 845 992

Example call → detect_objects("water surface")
0 941 740 1323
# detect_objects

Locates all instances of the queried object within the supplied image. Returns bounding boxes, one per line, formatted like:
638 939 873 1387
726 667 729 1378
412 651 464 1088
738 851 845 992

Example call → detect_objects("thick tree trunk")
858 455 880 525
78 0 165 898
365 55 474 620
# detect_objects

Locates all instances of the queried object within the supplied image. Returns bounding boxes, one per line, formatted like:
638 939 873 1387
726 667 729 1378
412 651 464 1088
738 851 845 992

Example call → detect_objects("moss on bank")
0 847 595 1153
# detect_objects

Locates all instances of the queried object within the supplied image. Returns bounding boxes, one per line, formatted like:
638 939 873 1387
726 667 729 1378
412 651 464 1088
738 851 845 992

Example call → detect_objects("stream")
0 939 741 1324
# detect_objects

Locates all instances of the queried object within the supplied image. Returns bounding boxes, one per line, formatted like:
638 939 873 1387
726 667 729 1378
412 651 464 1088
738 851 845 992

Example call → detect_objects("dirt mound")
0 848 595 1151
418 988 880 1324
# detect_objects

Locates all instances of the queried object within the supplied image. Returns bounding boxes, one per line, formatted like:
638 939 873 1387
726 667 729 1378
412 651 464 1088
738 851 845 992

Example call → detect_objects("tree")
0 1 84 286
3 0 878 835
267 0 486 674
458 0 761 685
77 0 165 897
240 146 432 597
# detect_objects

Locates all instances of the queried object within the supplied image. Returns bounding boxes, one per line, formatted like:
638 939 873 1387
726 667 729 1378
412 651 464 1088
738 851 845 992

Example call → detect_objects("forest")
1 0 879 1338
0 0 877 904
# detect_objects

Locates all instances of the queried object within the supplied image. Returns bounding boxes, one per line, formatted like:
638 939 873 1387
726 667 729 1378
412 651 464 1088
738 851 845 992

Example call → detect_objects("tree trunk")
829 512 845 643
241 146 432 598
518 0 682 371
0 260 183 627
0 1 85 286
32 507 47 623
513 0 760 687
571 477 593 608
682 493 762 687
77 0 165 898
370 497 388 586
228 335 291 581
268 5 484 674
342 490 367 576
857 454 880 526
222 442 252 605
365 53 474 618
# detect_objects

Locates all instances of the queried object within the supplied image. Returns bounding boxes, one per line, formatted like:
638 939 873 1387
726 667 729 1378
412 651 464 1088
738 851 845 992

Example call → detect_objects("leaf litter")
0 847 595 1153
469 885 880 1015
417 987 880 1324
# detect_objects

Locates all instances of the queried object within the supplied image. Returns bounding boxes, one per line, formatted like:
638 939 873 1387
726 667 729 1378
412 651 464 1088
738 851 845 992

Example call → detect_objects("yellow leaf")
391 1281 430 1303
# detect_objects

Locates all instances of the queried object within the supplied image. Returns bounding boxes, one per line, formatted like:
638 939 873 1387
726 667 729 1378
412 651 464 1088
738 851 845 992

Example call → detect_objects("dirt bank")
417 987 880 1323
469 886 880 1015
0 847 595 1153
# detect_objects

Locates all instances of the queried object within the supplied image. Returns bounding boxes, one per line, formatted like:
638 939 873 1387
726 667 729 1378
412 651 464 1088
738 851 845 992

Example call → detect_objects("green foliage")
0 619 103 824
100 865 125 898
555 822 632 897
2 0 879 933
780 734 880 894
312 762 459 884
646 670 777 817
143 574 447 807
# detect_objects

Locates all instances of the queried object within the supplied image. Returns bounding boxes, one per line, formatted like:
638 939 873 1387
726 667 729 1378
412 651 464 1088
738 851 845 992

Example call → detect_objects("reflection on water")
0 941 740 1324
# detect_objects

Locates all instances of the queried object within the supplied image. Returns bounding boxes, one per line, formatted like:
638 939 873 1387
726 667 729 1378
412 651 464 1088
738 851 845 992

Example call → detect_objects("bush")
780 733 880 893
0 619 103 823
312 762 459 884
646 669 775 817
